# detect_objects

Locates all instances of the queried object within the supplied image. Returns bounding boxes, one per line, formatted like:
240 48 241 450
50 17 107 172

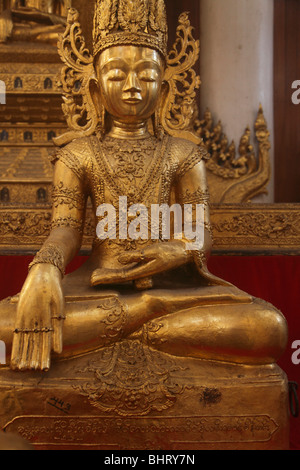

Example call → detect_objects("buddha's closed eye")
106 70 127 81
138 70 159 82
105 69 159 83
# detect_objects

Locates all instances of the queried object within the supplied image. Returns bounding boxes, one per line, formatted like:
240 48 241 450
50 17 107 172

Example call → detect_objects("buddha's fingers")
51 301 65 354
91 260 157 285
50 291 65 355
28 330 54 370
18 333 31 370
11 332 40 370
52 318 64 354
30 331 41 370
41 331 52 371
119 251 148 264
10 332 23 370
11 328 58 370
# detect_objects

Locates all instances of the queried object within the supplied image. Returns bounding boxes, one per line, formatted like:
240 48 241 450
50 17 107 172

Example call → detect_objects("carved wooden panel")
0 203 299 256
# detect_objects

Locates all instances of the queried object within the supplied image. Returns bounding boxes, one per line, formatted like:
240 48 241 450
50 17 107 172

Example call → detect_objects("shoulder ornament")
176 144 210 180
50 138 92 180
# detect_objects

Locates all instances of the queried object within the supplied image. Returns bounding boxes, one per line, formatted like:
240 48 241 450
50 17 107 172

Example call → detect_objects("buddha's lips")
123 97 142 104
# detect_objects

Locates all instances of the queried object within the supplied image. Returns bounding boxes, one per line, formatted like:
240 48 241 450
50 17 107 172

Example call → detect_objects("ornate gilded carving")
211 205 300 248
51 215 84 234
54 5 202 147
55 9 96 146
51 4 270 207
90 135 169 204
92 0 168 59
96 297 128 345
0 210 52 240
196 105 271 204
1 205 300 255
74 339 190 416
101 135 158 184
179 187 210 206
160 12 201 145
28 243 65 277
52 181 85 211
176 146 209 180
210 204 300 254
0 63 62 94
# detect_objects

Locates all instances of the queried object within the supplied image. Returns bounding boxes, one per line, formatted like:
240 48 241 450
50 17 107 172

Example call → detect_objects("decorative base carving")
0 341 290 450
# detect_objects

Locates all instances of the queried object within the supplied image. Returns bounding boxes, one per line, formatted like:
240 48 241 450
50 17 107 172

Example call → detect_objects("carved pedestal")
0 340 289 450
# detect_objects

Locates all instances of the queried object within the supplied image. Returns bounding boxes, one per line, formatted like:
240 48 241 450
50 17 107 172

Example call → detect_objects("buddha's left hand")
91 240 192 285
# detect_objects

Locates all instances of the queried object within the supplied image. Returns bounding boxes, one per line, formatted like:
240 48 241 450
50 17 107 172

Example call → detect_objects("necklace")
90 134 170 206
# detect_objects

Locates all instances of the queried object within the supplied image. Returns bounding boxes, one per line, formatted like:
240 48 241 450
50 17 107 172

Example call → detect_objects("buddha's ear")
89 73 106 138
152 80 169 139
89 73 103 116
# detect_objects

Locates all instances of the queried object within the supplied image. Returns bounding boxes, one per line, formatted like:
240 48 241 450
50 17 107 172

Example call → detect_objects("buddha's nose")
122 72 142 94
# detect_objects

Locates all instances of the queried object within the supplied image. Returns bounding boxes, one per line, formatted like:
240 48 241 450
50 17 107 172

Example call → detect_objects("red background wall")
0 254 299 449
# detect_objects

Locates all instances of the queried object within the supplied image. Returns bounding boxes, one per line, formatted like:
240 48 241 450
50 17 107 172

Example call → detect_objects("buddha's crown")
93 0 168 59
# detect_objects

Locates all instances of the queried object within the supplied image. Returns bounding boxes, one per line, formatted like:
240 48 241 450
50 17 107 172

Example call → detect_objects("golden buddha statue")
0 0 71 44
0 0 290 450
0 0 287 372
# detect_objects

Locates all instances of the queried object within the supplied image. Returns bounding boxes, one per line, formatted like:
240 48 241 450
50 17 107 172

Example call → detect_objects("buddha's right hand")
10 264 65 371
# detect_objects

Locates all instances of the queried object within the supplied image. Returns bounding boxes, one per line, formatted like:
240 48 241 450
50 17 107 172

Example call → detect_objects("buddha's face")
95 45 164 123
